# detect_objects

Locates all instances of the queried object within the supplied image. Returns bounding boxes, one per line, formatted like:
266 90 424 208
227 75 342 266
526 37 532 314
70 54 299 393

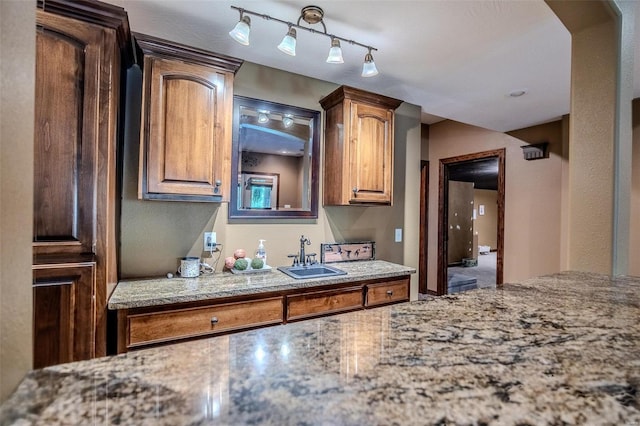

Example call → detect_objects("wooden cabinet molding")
136 33 243 202
36 0 134 66
320 86 402 206
115 275 410 353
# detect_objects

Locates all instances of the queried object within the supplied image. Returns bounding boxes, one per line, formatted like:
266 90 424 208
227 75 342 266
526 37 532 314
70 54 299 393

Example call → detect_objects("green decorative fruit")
233 258 249 271
251 258 264 270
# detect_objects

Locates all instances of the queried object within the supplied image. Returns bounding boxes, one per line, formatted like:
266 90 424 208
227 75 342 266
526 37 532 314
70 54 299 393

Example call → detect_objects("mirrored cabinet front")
229 96 320 219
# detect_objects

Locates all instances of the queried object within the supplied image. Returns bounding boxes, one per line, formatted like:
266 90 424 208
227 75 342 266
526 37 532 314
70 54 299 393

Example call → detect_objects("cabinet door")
33 12 103 254
348 102 394 204
141 57 232 201
33 262 96 369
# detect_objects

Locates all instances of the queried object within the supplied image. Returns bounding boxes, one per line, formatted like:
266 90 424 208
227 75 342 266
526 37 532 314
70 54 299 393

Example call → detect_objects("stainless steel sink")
277 264 347 279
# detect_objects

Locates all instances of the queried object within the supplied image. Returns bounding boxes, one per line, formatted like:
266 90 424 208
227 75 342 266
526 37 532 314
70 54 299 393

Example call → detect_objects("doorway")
437 149 505 295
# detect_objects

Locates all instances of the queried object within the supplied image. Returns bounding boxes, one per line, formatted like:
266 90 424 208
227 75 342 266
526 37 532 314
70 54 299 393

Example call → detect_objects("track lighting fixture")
229 5 379 77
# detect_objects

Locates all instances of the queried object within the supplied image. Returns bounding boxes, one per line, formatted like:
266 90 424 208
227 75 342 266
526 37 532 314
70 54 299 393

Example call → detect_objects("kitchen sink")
277 264 347 279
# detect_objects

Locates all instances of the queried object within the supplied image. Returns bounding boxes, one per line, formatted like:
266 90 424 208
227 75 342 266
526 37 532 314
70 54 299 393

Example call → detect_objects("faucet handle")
306 253 317 265
287 254 299 266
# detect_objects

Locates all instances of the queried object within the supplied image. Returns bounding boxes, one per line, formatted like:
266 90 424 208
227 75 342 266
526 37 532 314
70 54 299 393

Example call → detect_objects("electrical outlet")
394 228 402 243
204 232 216 251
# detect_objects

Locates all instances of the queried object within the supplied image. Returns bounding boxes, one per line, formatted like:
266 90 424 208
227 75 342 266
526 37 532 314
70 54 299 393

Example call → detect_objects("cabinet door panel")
145 58 231 199
33 15 101 253
350 103 393 204
33 263 96 369
163 78 215 183
33 282 74 368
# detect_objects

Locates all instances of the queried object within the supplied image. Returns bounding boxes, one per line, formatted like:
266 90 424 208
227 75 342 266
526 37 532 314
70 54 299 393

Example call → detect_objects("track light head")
277 27 297 56
229 14 251 45
326 38 344 64
362 50 379 77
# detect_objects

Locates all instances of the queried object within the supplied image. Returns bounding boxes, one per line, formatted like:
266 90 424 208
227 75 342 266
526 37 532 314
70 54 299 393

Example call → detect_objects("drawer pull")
386 290 394 296
210 316 219 325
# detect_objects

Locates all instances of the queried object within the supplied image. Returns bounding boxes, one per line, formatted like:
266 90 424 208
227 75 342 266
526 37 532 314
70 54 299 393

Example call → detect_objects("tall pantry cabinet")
32 0 133 368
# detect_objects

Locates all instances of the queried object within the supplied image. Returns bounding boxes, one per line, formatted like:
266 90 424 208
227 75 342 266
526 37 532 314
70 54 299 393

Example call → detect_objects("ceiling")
106 0 640 133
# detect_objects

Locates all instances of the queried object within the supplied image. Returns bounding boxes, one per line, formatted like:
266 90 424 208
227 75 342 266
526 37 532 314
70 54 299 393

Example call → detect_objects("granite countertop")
3 271 640 425
108 260 416 310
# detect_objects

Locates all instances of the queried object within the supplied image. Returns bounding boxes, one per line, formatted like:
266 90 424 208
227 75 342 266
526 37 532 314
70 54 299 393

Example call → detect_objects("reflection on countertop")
2 271 640 425
108 260 416 310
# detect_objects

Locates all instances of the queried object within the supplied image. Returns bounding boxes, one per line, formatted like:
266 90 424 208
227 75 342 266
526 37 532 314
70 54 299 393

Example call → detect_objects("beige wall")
567 19 618 274
1 0 34 401
546 1 635 275
427 120 565 291
120 62 422 297
631 98 640 276
474 189 498 250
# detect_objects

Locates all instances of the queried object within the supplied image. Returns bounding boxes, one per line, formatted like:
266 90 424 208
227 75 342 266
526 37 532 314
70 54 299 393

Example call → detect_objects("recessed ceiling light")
508 89 527 97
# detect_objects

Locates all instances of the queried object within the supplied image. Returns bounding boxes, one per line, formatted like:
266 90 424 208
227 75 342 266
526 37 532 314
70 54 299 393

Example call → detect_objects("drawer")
127 297 283 348
365 278 409 307
286 286 363 322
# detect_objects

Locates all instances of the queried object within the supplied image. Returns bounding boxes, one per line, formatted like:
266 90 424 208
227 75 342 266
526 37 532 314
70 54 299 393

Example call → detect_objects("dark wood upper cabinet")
320 86 402 206
33 0 132 366
34 12 102 254
135 33 243 202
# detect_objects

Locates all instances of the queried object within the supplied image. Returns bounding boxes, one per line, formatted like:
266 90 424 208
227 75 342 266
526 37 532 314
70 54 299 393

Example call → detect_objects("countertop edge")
108 261 416 310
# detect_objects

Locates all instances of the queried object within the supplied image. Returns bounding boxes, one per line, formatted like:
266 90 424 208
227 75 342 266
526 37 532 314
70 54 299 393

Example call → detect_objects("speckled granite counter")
3 271 640 425
108 260 416 309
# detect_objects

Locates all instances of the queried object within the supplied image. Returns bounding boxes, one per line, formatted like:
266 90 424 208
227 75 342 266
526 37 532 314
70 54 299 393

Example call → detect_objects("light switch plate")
204 232 216 251
395 228 402 242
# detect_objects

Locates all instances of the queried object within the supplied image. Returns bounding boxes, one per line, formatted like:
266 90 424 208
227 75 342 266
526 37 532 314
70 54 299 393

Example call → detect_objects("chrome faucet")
287 235 316 266
299 235 311 265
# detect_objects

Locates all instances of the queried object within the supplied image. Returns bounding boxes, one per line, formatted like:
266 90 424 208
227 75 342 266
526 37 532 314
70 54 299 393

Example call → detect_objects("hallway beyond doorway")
448 251 497 290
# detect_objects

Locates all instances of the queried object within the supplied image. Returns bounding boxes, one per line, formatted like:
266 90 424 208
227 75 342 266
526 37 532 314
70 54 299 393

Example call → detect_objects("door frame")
437 149 505 296
419 161 429 294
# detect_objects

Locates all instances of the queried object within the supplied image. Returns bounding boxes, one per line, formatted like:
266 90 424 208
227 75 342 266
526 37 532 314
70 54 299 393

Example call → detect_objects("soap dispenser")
255 239 267 265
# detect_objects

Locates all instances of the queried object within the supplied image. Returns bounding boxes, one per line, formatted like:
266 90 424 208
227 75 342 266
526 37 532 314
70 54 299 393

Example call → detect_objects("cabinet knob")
386 290 393 296
213 180 222 194
210 316 219 325
352 187 358 194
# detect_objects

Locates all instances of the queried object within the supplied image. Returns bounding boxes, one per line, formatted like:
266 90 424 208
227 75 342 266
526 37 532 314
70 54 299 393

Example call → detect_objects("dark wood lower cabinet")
115 275 410 353
33 255 96 369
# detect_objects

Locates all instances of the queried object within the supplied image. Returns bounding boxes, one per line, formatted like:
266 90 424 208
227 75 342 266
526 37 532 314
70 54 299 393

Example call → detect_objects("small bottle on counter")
255 239 267 265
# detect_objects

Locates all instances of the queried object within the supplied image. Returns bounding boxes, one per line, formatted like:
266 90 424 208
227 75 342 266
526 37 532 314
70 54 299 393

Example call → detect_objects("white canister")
178 257 200 278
